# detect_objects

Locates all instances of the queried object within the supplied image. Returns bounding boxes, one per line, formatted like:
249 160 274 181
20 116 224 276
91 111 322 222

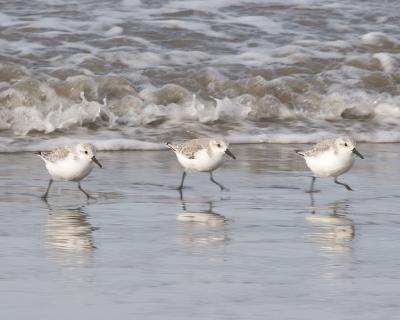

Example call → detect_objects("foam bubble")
375 102 400 123
361 32 399 48
373 53 396 73
104 26 124 37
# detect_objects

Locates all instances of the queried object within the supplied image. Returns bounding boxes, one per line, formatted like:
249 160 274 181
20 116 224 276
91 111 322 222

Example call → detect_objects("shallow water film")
1 144 400 319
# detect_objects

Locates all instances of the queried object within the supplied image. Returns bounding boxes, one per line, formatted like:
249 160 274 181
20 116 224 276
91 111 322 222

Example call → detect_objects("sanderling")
36 143 102 199
295 136 363 192
166 138 236 191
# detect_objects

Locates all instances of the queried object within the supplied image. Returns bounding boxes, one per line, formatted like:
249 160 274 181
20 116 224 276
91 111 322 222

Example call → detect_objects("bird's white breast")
305 150 354 177
176 149 224 172
45 156 94 181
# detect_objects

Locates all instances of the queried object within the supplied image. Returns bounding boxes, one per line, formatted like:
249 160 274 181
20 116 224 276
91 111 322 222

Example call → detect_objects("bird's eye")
84 151 88 154
344 143 348 147
217 144 221 148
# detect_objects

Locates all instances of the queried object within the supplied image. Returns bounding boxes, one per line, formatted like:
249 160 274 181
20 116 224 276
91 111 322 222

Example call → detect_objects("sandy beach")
1 143 399 319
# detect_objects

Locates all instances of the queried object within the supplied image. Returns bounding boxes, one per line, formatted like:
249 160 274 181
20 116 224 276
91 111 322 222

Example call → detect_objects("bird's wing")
303 138 335 157
175 139 210 159
36 147 71 163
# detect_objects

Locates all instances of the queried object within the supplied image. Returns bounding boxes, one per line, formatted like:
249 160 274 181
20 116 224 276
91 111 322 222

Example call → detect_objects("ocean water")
1 0 400 151
1 143 400 319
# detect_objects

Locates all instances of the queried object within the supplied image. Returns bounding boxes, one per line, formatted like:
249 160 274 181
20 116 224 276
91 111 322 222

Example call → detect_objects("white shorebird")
36 143 102 199
166 138 236 191
295 136 364 192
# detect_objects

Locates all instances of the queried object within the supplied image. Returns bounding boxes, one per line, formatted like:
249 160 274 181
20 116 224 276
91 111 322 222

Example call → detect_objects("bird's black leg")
309 191 316 214
306 176 316 193
209 172 227 191
41 179 53 199
78 182 91 199
177 171 186 190
334 177 353 191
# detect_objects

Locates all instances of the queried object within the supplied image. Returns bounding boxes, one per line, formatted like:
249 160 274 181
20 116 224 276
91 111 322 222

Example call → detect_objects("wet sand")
1 143 400 319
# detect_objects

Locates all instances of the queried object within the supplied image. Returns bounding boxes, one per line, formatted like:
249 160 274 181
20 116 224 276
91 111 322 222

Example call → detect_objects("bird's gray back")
174 138 211 158
303 138 336 157
39 146 72 162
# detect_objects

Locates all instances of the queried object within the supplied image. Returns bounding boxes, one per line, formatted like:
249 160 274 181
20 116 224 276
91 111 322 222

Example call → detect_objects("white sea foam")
373 53 396 73
361 32 399 47
3 129 400 153
1 80 400 145
0 136 164 153
104 26 124 37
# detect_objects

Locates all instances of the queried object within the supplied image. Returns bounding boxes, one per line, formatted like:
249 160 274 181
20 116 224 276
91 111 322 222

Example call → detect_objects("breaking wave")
1 0 400 151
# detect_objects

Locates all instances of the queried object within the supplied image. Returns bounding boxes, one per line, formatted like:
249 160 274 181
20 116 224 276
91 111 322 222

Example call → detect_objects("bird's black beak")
352 148 364 159
92 156 103 168
225 149 236 160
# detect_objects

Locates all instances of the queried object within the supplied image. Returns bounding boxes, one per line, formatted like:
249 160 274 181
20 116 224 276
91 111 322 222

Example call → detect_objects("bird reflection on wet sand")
45 204 97 263
305 194 355 255
176 200 229 248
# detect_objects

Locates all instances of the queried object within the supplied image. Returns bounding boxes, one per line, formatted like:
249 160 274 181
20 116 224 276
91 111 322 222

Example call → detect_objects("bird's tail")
34 151 42 156
295 150 305 157
166 142 176 152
